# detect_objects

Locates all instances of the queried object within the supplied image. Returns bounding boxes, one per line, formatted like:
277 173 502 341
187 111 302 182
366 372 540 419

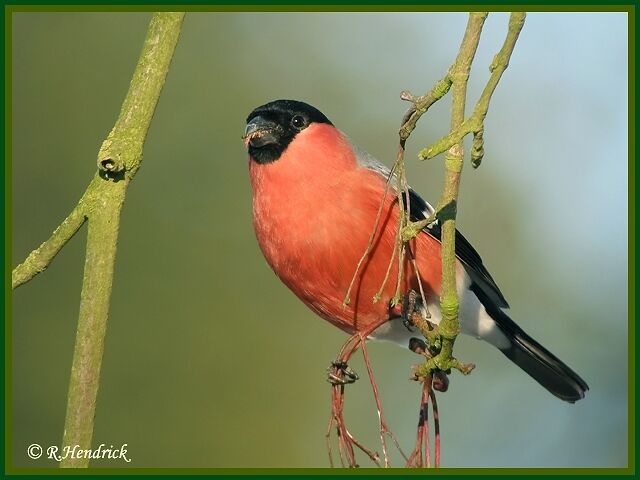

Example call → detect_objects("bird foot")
327 360 359 385
408 337 450 392
392 290 441 353
389 289 424 330
401 289 421 331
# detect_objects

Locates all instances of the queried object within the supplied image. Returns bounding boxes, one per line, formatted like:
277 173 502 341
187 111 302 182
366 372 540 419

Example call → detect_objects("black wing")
405 188 509 309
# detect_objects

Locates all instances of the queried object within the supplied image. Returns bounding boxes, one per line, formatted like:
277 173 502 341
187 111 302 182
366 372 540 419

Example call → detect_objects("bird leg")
393 290 462 389
393 289 441 353
409 304 476 380
401 289 419 331
408 338 449 393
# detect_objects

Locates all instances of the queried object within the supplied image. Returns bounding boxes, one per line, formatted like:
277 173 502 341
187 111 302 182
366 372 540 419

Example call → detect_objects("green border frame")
3 3 635 477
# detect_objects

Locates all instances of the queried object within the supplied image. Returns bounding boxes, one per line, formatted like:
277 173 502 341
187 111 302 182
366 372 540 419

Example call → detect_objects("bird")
244 99 588 403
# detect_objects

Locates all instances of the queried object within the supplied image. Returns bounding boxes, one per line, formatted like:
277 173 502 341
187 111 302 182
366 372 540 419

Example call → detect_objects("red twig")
359 334 408 466
431 386 441 466
326 330 374 468
406 376 440 468
326 311 444 468
326 318 395 467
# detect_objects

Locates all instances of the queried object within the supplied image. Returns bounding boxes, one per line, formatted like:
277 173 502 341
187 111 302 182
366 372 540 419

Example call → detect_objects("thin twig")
343 162 398 306
406 376 435 468
418 12 526 161
12 204 86 289
423 388 430 467
360 334 408 466
399 75 453 145
373 238 397 303
373 148 405 303
431 387 441 466
326 317 398 468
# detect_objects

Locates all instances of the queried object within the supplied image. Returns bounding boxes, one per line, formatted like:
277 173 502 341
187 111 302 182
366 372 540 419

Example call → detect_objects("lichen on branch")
418 12 526 163
12 12 185 468
397 12 526 378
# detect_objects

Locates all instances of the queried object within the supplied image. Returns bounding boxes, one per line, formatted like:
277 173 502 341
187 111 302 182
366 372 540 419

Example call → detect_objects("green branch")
12 204 86 289
97 12 185 177
12 12 185 468
399 75 453 144
426 11 487 375
406 12 526 379
418 12 526 164
60 12 184 468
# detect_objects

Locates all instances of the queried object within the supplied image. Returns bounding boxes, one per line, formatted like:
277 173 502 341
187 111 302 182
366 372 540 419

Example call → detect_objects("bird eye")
291 115 306 129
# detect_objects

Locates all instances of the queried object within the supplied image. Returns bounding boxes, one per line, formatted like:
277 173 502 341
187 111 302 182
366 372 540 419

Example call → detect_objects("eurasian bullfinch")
244 99 588 403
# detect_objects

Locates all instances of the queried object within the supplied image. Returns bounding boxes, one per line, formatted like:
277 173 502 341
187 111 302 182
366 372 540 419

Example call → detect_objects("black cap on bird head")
244 99 333 164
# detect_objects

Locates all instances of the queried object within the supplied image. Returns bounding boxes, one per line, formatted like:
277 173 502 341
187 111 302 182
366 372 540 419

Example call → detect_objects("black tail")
494 311 589 403
470 281 589 403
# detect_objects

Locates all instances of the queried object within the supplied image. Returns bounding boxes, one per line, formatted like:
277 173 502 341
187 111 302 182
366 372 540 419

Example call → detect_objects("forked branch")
12 12 185 468
418 12 527 165
402 12 526 378
334 11 526 469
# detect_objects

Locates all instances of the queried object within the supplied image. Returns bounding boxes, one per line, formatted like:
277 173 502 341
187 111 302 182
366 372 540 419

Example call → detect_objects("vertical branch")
97 12 185 177
335 10 525 470
418 12 527 162
412 12 525 379
58 12 185 468
61 185 123 465
437 11 487 363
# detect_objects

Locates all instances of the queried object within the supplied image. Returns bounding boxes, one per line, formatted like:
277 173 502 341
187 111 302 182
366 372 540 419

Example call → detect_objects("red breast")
249 123 443 333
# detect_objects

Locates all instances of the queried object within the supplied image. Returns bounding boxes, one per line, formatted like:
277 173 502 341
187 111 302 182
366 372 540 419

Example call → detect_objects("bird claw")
409 337 450 391
394 289 428 332
327 360 359 385
408 337 428 355
410 364 450 392
432 370 450 392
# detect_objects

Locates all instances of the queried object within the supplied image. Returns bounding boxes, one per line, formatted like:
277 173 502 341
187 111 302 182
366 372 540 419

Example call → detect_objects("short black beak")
244 116 279 148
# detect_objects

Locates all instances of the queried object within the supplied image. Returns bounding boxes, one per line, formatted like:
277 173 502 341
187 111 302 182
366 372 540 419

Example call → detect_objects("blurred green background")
11 12 628 468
